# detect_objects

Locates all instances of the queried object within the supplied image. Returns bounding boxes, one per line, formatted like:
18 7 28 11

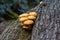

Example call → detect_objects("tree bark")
0 0 60 40
31 0 60 40
0 19 31 40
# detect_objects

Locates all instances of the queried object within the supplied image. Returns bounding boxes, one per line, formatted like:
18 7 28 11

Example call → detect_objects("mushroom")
19 17 28 22
29 12 37 16
18 12 37 30
23 25 32 30
28 15 36 20
19 13 29 18
23 25 29 28
24 20 34 25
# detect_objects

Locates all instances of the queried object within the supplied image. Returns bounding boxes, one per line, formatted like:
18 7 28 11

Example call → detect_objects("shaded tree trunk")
0 19 32 40
31 0 60 40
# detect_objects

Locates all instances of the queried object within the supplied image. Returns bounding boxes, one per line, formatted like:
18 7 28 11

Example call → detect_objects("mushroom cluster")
19 12 37 30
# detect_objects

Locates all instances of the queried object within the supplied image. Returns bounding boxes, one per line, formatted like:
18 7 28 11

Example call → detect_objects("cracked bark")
31 0 60 40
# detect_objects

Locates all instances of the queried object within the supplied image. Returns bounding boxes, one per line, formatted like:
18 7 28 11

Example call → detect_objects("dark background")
0 0 41 22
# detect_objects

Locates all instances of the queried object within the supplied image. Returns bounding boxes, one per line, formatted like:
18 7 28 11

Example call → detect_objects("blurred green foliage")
0 0 41 22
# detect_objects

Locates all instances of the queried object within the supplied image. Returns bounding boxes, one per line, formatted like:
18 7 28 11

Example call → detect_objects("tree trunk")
0 0 60 40
31 0 60 40
0 19 31 40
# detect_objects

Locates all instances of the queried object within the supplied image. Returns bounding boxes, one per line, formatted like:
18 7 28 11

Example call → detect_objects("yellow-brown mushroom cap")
23 25 32 30
29 12 37 16
19 13 29 18
28 15 36 20
23 25 29 28
24 20 34 25
19 17 28 22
